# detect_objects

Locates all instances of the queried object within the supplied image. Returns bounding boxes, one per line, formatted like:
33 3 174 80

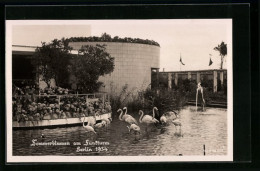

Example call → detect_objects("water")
13 106 227 156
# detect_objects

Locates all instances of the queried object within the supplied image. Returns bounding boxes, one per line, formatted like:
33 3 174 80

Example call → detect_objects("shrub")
109 85 188 119
67 33 160 47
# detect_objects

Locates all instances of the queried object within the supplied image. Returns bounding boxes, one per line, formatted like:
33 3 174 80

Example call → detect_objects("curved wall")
69 42 160 93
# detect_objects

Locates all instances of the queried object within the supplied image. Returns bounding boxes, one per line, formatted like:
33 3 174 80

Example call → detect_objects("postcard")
6 19 233 162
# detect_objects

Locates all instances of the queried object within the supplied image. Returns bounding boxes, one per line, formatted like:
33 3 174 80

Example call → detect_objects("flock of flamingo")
81 106 182 136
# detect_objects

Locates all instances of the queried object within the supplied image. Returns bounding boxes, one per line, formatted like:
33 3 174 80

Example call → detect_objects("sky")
12 19 232 71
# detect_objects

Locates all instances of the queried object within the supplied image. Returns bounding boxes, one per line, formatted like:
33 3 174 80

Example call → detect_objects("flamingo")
122 107 138 125
118 108 124 120
101 118 112 130
172 119 182 136
101 120 107 127
139 109 159 132
82 116 96 134
163 110 179 120
160 114 167 125
127 123 141 134
117 108 137 124
138 110 159 124
171 112 182 129
94 121 105 129
172 120 182 127
87 112 99 127
102 117 112 125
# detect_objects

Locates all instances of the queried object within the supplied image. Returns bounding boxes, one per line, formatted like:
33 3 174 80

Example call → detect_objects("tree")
214 41 227 69
31 38 72 88
100 33 112 42
71 44 114 93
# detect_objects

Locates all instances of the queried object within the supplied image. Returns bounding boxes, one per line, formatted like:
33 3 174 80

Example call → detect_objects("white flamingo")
139 109 159 132
162 110 181 127
127 124 141 134
172 112 182 129
118 108 124 120
118 108 138 125
82 116 96 134
172 119 182 136
138 109 159 124
160 114 167 125
172 120 182 127
123 107 138 125
102 117 112 125
94 121 106 129
163 110 179 120
87 112 99 127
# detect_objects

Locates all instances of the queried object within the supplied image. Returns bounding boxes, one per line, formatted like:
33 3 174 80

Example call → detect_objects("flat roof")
12 45 78 55
160 69 227 73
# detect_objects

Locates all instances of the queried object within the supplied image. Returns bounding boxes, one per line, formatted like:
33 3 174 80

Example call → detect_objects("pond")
13 106 227 156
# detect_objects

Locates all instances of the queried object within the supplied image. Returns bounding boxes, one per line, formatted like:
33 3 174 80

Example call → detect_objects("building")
159 69 227 92
69 42 160 93
12 41 160 94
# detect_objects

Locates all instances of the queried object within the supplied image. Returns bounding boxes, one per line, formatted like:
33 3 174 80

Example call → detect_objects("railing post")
168 73 172 90
220 71 224 86
197 72 200 83
174 73 178 86
58 95 61 111
188 72 191 80
213 70 218 93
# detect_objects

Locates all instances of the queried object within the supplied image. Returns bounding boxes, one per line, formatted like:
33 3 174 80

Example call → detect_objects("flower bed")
12 85 111 122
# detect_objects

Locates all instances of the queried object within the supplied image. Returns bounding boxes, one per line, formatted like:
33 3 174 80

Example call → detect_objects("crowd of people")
12 84 112 122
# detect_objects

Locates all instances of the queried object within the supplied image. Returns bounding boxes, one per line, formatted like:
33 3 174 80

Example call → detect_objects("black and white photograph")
6 19 233 162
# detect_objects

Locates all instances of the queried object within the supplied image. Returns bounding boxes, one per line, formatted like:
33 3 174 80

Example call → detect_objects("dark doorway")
151 68 159 89
12 55 34 81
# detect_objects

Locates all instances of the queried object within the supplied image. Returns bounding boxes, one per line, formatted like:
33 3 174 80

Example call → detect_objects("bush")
110 84 188 119
67 33 160 47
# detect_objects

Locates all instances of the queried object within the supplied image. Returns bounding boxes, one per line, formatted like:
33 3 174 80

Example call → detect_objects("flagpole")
209 54 213 68
209 54 211 69
180 53 181 71
209 54 210 69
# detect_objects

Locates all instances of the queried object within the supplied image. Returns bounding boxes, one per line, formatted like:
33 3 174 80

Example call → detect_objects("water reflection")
13 106 227 156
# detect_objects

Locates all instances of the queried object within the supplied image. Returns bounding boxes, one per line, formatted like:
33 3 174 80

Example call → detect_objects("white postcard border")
6 19 233 163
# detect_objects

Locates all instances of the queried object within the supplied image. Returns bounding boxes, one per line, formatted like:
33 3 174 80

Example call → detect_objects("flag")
180 56 185 65
209 57 213 66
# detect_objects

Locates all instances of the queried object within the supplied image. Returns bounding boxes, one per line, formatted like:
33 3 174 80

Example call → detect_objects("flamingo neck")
139 111 144 123
124 108 127 115
119 110 123 121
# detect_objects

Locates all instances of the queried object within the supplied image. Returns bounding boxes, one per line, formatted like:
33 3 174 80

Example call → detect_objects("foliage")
201 77 213 92
66 32 160 47
31 38 72 88
214 41 227 69
185 79 227 103
109 84 188 119
144 88 188 115
71 44 114 93
110 84 128 114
